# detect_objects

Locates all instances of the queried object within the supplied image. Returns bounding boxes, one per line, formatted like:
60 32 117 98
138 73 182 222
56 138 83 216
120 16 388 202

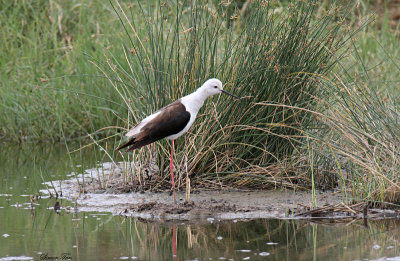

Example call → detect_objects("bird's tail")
116 137 136 152
116 136 157 152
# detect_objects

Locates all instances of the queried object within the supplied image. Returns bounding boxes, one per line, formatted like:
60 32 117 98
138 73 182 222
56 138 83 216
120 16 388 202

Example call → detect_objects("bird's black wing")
117 100 190 152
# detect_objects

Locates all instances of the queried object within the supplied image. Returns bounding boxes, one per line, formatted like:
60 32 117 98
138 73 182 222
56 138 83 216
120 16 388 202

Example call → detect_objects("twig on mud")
340 202 361 215
296 202 367 218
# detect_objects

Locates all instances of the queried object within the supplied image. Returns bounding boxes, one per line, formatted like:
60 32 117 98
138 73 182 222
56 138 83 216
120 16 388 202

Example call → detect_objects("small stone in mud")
211 204 236 212
210 198 224 204
372 244 381 250
165 205 193 214
54 201 60 212
136 202 157 212
183 201 195 207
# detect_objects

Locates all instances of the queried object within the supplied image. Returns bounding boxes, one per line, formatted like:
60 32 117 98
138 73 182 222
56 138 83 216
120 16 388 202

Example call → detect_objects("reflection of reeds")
124 218 400 260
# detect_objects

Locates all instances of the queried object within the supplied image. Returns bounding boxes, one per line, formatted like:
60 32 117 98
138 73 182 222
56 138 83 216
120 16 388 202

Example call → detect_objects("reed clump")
311 72 400 204
104 0 350 190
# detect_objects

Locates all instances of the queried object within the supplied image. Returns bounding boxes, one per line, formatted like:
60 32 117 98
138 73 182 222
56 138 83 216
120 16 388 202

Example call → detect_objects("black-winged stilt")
117 78 238 203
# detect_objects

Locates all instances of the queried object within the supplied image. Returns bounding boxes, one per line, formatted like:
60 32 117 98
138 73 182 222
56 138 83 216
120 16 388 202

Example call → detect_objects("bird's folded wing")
117 100 191 151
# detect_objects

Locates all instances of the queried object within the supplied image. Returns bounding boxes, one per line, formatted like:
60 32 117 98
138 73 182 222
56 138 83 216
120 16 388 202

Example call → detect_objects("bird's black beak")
221 90 240 99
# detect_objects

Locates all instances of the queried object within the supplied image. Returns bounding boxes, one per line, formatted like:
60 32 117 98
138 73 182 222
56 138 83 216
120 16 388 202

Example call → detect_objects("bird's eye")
214 86 218 89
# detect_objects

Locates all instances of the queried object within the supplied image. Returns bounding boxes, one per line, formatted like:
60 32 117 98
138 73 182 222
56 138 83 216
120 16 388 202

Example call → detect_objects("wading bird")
117 78 238 203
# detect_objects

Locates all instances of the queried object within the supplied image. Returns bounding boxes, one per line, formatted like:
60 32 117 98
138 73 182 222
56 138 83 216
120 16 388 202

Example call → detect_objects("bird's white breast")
165 93 205 140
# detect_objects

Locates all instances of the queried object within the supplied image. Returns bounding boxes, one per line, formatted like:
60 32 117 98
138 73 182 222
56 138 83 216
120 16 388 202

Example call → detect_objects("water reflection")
4 202 399 261
0 143 399 260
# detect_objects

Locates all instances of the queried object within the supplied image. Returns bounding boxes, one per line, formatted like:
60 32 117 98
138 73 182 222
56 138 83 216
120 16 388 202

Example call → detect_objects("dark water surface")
1 143 399 261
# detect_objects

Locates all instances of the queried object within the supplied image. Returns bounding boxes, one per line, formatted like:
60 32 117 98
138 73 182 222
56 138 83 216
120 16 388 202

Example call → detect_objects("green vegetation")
0 0 127 142
1 0 399 205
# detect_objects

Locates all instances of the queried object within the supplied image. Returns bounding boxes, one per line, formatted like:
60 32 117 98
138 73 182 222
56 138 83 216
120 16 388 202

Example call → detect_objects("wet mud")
41 162 398 221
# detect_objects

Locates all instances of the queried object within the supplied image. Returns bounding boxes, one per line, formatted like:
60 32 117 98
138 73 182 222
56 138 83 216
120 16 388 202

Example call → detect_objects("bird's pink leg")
170 140 177 204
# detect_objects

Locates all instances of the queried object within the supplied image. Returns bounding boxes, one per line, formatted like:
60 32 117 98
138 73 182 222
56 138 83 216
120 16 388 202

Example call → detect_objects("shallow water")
1 143 400 261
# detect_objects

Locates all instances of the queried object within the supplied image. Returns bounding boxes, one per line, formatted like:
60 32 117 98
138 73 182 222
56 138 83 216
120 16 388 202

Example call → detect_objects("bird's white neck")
180 88 211 114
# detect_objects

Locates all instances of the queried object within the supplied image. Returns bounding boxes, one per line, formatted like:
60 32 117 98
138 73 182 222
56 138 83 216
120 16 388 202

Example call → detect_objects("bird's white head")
198 78 239 99
200 78 223 97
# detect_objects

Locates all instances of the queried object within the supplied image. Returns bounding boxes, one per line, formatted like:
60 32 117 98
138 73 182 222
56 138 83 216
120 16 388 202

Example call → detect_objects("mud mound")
40 162 399 221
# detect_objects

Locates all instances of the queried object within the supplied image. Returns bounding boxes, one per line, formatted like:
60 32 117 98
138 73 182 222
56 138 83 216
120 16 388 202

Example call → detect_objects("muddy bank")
40 162 397 221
